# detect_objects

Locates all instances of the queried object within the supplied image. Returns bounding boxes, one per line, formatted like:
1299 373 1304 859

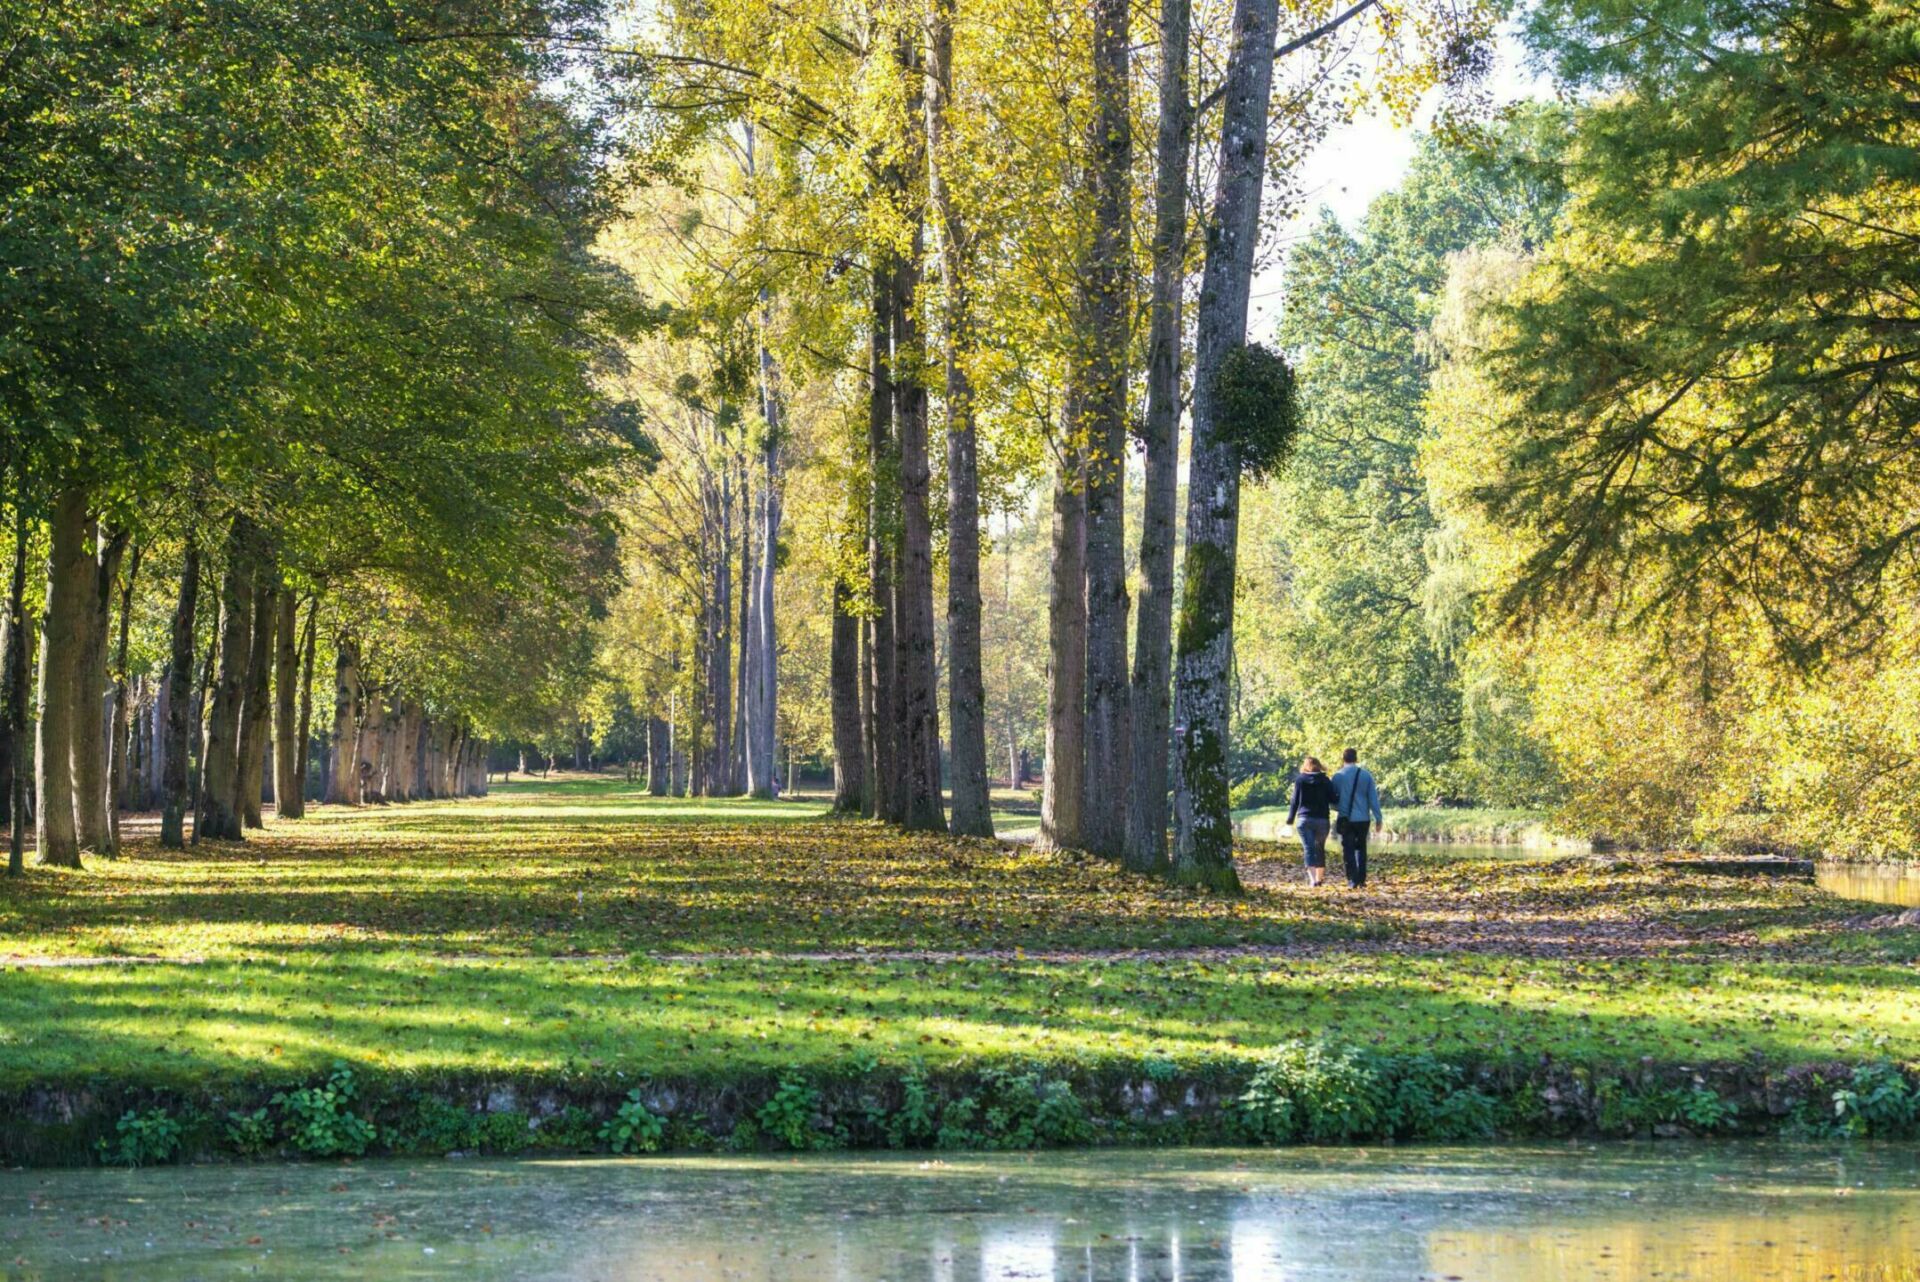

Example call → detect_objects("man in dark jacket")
1330 748 1383 888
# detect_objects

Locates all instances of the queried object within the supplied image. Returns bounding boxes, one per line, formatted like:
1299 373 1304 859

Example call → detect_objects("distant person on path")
1287 756 1336 886
1331 747 1384 888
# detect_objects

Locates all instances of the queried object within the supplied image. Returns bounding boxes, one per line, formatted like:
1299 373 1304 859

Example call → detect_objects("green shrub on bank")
18 1048 1920 1169
97 1108 183 1168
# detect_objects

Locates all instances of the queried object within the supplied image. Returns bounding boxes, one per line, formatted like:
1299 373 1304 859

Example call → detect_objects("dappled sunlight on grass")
0 777 1915 1092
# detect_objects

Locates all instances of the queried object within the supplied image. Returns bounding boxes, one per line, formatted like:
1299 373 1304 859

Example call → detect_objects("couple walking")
1285 748 1382 888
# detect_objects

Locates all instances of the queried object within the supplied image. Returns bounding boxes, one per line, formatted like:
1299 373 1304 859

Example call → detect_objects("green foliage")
1385 1055 1497 1141
223 1107 275 1156
273 1064 376 1158
97 1109 182 1168
1213 344 1301 480
1239 1041 1389 1144
600 1090 667 1154
886 1067 940 1148
756 1074 827 1150
1831 1064 1919 1139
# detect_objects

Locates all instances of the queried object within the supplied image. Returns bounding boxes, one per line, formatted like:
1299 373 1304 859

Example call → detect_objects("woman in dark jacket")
1287 757 1335 886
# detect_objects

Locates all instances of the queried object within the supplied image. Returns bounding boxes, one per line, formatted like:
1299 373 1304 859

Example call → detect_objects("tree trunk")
236 567 276 828
106 544 142 851
1038 438 1088 853
829 580 866 813
72 520 122 853
196 515 255 842
6 483 34 875
326 632 361 805
647 715 670 795
891 37 945 834
294 595 318 809
159 534 200 848
710 462 734 797
359 691 388 802
927 0 991 838
37 487 92 866
1169 0 1277 892
1078 0 1135 860
1126 0 1192 875
865 263 898 823
746 294 783 800
272 590 300 818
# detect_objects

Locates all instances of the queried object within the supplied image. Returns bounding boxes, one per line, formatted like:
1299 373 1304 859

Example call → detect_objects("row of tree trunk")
18 488 492 872
814 0 1285 887
324 635 488 806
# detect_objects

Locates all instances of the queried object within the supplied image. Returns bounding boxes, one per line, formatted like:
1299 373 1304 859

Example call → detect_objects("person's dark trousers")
1340 822 1369 887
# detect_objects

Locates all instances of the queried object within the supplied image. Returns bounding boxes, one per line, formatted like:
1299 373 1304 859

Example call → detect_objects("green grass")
1 777 1914 1099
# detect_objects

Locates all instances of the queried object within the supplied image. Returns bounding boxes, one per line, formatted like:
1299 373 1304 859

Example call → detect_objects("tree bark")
1038 437 1088 853
196 516 255 842
294 596 318 809
160 535 200 847
829 579 865 812
927 0 991 838
72 519 123 853
647 714 670 795
36 486 92 867
891 35 945 834
746 295 783 800
1126 0 1193 874
326 631 361 805
236 565 276 828
356 687 386 802
6 482 34 875
865 263 899 823
1078 0 1135 860
1169 0 1278 892
272 590 300 818
106 543 142 851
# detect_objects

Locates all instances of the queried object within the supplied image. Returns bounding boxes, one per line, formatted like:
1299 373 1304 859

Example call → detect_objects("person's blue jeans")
1296 816 1329 868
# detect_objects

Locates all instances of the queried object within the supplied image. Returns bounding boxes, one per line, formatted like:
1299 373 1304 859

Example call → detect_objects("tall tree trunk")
927 0 991 838
293 595 318 810
236 566 276 828
326 632 361 805
37 486 92 866
6 482 34 875
829 579 866 813
196 515 255 842
159 534 199 848
746 293 783 800
711 461 734 797
1169 0 1277 892
72 520 122 853
1037 437 1088 853
356 687 386 802
865 263 899 823
647 714 670 795
1126 0 1193 874
1003 515 1021 791
1078 0 1135 860
106 543 142 851
272 590 300 818
891 34 945 834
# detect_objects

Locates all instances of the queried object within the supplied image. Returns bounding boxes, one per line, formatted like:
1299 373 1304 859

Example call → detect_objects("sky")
1249 27 1550 333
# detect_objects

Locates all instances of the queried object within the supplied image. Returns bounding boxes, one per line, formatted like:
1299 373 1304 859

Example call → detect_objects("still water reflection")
1818 862 1920 909
4 1144 1917 1282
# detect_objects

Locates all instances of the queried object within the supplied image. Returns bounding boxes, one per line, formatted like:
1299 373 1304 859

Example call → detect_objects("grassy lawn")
1 776 1915 1104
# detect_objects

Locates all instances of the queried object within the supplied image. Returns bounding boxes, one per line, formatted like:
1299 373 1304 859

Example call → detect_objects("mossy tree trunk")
1170 0 1279 892
1078 0 1135 861
1126 0 1193 876
72 520 123 854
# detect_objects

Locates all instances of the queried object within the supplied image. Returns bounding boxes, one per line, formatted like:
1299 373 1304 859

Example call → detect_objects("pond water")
5 1143 1917 1281
1818 863 1920 909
